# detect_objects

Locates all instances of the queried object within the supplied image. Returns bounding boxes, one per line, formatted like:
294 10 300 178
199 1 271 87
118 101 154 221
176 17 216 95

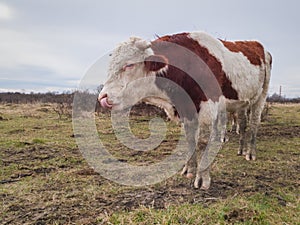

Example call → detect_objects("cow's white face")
98 37 168 110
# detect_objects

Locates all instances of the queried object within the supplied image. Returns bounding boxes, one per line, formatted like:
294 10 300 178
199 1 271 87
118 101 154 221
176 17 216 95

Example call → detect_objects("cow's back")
188 32 269 103
152 32 269 105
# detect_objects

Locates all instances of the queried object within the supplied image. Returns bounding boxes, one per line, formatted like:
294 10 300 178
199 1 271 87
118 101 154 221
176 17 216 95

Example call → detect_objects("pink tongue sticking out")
100 97 112 109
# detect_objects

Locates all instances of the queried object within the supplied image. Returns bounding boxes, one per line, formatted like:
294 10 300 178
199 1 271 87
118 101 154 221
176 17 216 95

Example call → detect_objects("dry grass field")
1 103 299 224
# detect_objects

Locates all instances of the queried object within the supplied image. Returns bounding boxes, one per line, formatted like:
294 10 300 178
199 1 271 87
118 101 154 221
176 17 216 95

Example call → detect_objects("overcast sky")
0 0 299 97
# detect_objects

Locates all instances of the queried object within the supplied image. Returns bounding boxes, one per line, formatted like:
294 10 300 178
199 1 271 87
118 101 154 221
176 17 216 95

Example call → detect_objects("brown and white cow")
98 32 272 189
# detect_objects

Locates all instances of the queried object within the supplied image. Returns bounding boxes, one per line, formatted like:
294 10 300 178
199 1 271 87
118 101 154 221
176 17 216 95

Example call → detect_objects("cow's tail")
262 51 272 98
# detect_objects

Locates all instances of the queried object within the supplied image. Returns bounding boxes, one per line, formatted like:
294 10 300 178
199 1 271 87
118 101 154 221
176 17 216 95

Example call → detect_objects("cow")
98 31 272 189
228 112 239 134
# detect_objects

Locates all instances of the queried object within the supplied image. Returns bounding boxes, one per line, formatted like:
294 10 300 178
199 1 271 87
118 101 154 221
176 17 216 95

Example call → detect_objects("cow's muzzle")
98 94 113 109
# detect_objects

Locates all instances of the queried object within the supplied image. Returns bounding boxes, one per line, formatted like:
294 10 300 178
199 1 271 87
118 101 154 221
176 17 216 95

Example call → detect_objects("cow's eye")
125 64 134 68
123 64 135 70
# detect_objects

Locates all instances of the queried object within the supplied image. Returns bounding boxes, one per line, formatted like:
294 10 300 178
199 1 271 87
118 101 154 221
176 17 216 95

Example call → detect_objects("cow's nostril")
98 93 107 102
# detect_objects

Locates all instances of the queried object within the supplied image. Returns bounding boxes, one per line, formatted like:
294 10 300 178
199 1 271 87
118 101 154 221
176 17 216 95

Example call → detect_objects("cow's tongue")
100 97 112 109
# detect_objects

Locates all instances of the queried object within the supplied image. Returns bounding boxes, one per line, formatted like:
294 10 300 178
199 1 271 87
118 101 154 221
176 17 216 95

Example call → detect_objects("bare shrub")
53 103 72 119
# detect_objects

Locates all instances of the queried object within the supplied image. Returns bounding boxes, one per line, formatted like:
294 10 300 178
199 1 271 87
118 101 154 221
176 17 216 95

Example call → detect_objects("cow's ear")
135 39 151 51
144 55 168 72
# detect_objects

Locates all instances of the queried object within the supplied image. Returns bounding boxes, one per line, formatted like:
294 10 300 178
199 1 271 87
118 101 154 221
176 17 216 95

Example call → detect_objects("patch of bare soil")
258 124 300 138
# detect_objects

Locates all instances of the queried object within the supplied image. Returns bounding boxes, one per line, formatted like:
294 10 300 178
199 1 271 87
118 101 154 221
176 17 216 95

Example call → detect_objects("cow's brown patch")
150 33 238 119
220 40 265 66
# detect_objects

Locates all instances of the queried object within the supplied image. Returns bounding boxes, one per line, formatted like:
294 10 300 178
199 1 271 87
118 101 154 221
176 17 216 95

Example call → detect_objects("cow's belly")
225 99 250 112
227 66 265 102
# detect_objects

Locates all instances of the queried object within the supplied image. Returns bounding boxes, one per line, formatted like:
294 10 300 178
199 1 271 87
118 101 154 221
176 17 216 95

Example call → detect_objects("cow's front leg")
181 152 196 178
194 168 211 190
181 117 199 178
194 102 226 190
194 129 212 190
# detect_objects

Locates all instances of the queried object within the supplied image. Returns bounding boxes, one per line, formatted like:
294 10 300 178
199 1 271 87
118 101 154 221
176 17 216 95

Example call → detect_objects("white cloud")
0 27 127 77
0 3 13 20
0 25 127 92
0 28 85 77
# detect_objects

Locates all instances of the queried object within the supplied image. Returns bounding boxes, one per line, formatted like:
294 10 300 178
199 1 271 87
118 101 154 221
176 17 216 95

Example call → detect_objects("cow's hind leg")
245 71 270 160
246 53 272 161
246 99 266 161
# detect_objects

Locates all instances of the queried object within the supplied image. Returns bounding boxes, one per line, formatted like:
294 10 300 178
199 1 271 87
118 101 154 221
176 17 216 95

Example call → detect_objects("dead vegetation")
53 103 72 119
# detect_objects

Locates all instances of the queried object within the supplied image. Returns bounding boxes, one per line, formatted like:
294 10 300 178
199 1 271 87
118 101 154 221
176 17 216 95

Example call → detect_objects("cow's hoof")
193 176 210 190
200 177 211 190
193 175 201 189
245 154 251 161
200 184 210 190
195 181 210 190
181 166 188 176
245 154 256 161
222 137 229 143
181 165 195 178
186 173 194 179
193 177 200 189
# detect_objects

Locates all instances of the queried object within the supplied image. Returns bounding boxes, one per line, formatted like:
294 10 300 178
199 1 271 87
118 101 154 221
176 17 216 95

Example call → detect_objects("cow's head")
98 37 168 110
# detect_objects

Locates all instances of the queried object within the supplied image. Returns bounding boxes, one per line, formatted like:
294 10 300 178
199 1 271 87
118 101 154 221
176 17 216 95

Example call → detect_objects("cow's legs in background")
229 112 239 134
238 109 248 156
